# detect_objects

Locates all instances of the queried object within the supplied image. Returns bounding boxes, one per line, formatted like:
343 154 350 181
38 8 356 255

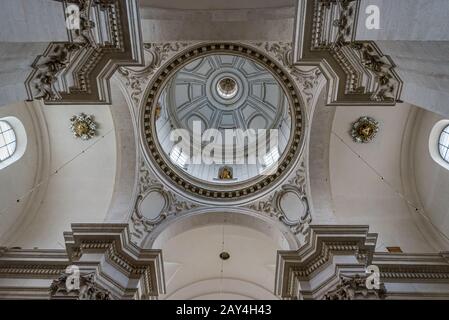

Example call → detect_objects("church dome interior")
155 54 292 184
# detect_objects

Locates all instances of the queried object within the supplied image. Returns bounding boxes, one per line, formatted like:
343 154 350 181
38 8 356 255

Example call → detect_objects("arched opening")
429 119 449 171
145 209 299 250
0 116 27 170
143 209 299 300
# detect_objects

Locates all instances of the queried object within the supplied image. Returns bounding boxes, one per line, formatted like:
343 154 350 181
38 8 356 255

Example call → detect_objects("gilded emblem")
351 116 379 143
70 113 97 140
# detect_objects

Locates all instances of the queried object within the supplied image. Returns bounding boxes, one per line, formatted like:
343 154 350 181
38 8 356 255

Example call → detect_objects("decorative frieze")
117 42 190 105
350 116 379 143
2 225 449 300
275 225 449 300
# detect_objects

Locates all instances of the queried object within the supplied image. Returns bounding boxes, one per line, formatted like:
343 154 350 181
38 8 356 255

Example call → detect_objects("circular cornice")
140 43 305 205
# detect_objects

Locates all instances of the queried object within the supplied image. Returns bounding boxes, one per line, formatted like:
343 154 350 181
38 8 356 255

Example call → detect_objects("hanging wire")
332 130 449 244
0 129 114 217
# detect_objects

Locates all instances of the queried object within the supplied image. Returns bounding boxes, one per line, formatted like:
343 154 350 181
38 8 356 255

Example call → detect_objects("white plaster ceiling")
158 224 279 300
328 103 448 253
0 101 39 244
412 108 449 248
0 90 122 248
10 103 116 248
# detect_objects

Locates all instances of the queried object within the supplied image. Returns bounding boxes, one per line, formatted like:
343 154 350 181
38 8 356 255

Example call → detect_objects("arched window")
438 125 449 163
429 120 449 171
0 120 17 162
0 117 26 170
170 146 188 169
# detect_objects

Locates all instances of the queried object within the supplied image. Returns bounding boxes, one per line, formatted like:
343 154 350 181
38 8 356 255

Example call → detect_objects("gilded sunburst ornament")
351 116 379 143
70 113 97 140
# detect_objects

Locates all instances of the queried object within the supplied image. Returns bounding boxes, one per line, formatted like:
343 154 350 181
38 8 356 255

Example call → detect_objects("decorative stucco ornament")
70 113 97 140
351 116 379 143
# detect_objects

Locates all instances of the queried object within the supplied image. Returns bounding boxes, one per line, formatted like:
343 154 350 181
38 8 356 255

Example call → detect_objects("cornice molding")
25 0 143 105
275 225 449 299
0 224 165 300
293 0 403 106
0 101 52 246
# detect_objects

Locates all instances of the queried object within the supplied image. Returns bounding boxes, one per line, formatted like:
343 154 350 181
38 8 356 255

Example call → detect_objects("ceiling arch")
145 208 300 251
154 223 283 300
166 278 278 300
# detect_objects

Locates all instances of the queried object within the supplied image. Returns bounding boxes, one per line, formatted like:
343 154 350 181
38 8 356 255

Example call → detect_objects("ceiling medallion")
219 251 230 260
351 116 379 143
70 113 97 140
217 77 238 100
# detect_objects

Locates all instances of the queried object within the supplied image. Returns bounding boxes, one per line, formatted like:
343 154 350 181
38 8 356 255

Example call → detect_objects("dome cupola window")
216 77 238 100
